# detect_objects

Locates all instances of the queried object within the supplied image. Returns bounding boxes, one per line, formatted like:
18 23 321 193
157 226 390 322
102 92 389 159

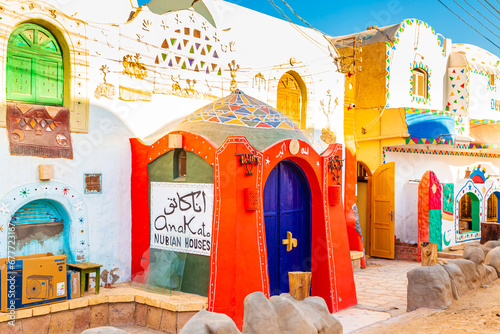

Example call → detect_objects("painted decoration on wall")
0 181 89 263
6 103 73 159
454 179 483 243
447 67 469 117
382 146 500 165
181 89 300 130
150 182 213 256
470 165 488 183
418 171 442 254
443 183 454 218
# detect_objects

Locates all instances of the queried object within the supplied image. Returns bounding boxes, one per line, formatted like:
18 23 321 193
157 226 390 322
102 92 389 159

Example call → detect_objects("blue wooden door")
264 160 311 295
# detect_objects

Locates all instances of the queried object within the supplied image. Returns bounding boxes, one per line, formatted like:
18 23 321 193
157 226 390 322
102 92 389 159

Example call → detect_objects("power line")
265 0 329 53
463 0 500 31
452 0 500 39
280 0 341 58
484 0 500 15
478 0 500 21
437 0 500 50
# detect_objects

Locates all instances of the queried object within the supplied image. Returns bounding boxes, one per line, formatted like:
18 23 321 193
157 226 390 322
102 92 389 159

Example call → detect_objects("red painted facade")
130 131 357 328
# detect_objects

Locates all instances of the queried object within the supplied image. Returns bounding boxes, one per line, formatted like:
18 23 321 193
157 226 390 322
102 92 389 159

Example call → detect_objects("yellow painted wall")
354 42 388 110
338 41 408 172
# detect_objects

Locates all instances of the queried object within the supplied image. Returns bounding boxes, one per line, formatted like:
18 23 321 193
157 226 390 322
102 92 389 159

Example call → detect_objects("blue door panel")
264 161 311 296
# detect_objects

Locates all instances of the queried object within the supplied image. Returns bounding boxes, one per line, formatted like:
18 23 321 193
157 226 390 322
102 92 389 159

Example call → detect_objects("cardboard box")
0 253 67 312
67 271 80 299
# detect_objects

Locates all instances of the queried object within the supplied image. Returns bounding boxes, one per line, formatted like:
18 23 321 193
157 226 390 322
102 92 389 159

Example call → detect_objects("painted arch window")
6 24 64 106
277 72 306 129
412 68 428 99
174 149 187 180
487 194 498 222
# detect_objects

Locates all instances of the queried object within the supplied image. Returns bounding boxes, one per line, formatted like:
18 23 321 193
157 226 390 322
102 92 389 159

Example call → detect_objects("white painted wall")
386 150 500 244
387 20 448 111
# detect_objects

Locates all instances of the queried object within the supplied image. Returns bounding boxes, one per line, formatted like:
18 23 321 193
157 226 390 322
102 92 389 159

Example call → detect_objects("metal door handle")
388 210 394 221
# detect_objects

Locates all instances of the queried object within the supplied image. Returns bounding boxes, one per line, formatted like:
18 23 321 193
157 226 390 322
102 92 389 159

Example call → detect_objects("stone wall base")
0 302 197 334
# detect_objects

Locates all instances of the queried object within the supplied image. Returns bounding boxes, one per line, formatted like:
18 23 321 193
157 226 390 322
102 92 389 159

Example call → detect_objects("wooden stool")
68 262 103 297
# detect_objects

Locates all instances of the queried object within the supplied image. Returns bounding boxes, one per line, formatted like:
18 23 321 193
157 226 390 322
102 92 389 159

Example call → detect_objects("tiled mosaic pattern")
181 89 300 130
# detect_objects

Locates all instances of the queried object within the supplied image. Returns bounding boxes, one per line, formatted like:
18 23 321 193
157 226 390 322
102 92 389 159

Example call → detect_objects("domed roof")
174 90 308 150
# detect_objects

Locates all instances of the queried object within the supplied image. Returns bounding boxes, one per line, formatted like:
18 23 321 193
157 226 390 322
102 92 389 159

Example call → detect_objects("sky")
136 0 500 56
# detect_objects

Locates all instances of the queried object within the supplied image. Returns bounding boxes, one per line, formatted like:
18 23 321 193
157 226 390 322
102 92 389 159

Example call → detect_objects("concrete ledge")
0 283 207 327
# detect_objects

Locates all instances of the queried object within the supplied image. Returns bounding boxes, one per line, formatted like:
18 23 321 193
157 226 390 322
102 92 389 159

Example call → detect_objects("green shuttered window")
7 24 64 106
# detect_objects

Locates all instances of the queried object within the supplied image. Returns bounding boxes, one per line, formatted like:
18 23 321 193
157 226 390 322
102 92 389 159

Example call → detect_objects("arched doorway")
264 160 311 295
486 192 499 223
356 162 372 255
277 72 306 129
459 193 480 233
10 199 71 257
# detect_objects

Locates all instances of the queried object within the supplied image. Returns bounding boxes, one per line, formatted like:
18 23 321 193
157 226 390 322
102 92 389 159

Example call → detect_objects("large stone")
82 327 128 334
49 310 73 333
180 310 240 334
450 259 481 290
484 246 500 277
406 265 453 311
463 245 485 266
281 294 343 334
147 306 162 330
242 292 280 334
269 295 317 334
22 315 50 334
135 303 147 327
160 309 177 333
476 263 498 285
480 241 500 257
109 302 135 327
443 263 469 299
0 322 21 334
90 304 109 328
74 307 91 333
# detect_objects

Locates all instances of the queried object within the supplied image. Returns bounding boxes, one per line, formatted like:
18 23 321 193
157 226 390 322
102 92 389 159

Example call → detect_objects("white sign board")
150 182 214 256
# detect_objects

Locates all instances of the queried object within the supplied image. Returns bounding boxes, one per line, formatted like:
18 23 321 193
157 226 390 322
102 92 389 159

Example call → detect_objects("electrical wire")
463 0 500 31
484 0 500 15
437 0 500 50
451 0 500 39
279 0 341 57
478 0 500 21
265 0 330 54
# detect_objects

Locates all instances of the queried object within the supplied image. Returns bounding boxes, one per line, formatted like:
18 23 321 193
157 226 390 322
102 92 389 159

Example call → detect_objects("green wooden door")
7 24 64 106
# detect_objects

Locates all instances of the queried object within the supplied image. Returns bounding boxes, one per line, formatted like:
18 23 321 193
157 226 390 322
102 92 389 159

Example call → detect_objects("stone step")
437 251 463 259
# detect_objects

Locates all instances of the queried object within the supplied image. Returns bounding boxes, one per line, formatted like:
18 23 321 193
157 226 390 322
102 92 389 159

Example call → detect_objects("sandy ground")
358 279 500 334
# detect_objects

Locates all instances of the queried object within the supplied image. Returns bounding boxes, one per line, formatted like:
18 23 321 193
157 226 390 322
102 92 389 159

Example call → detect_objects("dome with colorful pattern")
174 89 308 150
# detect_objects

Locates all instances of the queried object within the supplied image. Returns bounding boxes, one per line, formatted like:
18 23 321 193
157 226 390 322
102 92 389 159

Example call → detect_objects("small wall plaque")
84 173 102 194
39 164 54 181
168 134 183 149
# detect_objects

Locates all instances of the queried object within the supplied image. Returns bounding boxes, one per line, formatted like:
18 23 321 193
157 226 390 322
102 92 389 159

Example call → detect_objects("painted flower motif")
62 187 70 195
79 217 84 224
80 240 85 246
20 188 29 198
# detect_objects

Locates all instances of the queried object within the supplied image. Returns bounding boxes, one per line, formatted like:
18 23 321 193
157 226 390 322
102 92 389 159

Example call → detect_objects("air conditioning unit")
26 275 54 300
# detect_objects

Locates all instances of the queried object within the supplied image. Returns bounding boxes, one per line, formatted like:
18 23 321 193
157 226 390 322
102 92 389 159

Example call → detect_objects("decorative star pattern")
43 185 51 194
74 201 84 212
0 203 10 215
